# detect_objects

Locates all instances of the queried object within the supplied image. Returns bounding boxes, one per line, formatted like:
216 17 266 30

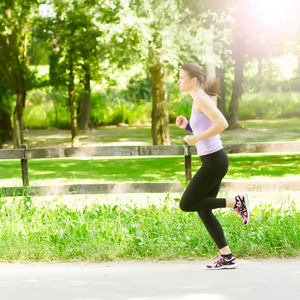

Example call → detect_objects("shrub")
239 92 300 120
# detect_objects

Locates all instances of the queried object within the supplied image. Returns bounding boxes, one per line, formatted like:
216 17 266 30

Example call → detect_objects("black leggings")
179 148 229 249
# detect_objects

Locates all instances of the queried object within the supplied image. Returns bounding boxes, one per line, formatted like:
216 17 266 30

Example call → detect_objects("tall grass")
0 193 299 262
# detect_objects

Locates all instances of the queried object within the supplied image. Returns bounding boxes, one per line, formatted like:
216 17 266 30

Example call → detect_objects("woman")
176 63 249 270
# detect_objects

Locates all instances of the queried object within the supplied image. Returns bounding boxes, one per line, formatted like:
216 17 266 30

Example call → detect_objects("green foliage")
239 92 300 120
21 85 300 129
89 89 151 126
0 0 38 92
127 77 152 103
0 195 298 262
23 88 70 129
21 80 191 128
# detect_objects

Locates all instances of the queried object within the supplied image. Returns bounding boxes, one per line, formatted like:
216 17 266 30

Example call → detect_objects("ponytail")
181 63 220 98
204 77 219 98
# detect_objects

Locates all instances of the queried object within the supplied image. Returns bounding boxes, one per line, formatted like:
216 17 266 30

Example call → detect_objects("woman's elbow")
218 120 228 132
224 120 229 130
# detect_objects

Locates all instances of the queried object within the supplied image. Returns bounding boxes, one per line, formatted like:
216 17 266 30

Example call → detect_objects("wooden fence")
0 141 300 197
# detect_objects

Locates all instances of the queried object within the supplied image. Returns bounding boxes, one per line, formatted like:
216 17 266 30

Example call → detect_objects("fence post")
184 142 192 181
20 144 29 186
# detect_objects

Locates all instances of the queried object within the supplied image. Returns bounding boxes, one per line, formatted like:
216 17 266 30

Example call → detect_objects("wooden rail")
0 141 300 196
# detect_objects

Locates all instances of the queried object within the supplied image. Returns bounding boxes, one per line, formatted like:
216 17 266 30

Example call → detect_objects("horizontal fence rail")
0 141 300 197
1 141 300 160
1 145 189 160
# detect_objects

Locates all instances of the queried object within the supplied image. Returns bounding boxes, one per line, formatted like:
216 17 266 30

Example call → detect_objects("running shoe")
235 193 250 225
206 253 238 270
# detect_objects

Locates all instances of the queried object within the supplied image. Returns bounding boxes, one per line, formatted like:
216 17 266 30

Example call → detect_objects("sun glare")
251 0 299 27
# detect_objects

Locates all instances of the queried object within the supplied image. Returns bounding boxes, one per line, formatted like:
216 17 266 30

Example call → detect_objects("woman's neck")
189 86 203 99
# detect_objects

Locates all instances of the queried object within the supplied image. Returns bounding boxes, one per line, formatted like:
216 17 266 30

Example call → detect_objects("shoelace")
236 197 247 219
213 254 225 266
238 203 247 216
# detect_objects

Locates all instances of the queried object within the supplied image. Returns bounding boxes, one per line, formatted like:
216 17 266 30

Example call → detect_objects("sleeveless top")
189 90 223 156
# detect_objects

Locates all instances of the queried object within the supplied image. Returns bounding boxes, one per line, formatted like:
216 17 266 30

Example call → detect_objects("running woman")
176 63 250 270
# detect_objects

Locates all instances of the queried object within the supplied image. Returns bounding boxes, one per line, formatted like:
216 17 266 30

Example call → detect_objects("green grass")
0 196 299 262
227 154 300 179
1 154 299 184
224 118 300 143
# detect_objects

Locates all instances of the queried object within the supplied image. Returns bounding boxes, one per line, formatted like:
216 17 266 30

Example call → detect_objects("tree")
42 0 141 145
40 0 103 146
149 28 170 145
0 0 38 148
0 70 13 148
147 1 172 145
205 0 300 128
130 0 187 145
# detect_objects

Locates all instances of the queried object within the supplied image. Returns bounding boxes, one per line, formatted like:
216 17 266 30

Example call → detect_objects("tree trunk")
13 91 25 148
0 111 13 145
148 31 170 146
68 49 79 147
228 37 245 129
216 66 227 119
49 46 60 87
78 61 91 130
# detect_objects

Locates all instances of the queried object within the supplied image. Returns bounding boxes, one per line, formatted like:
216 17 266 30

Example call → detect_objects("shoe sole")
243 193 250 225
206 263 239 270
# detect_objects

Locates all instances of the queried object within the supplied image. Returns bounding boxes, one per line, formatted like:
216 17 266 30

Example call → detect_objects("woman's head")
178 63 219 97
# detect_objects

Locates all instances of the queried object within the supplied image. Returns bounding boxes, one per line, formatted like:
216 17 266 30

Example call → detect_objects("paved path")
0 259 299 300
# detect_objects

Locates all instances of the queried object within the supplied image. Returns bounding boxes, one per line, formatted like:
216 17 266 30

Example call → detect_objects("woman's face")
178 69 195 92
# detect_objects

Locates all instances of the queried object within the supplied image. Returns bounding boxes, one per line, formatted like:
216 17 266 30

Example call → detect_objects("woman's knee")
179 197 190 212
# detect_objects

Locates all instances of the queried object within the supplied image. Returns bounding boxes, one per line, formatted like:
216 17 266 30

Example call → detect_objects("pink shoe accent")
206 253 238 270
235 193 250 225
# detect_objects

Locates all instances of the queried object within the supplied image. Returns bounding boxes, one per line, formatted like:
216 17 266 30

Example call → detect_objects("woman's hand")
176 116 188 129
184 135 198 145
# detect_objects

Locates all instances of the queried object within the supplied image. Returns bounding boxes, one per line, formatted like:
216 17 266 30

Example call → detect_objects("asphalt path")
0 259 299 300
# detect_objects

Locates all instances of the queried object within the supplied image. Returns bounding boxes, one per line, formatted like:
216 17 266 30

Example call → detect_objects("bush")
239 92 300 120
21 83 300 130
90 97 153 127
23 88 70 129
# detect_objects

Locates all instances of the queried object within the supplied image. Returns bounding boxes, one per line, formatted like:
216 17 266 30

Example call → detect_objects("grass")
224 118 300 143
0 195 299 262
0 154 299 185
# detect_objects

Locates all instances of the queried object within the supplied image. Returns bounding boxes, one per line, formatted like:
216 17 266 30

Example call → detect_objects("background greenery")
1 1 300 262
2 1 300 145
22 83 300 129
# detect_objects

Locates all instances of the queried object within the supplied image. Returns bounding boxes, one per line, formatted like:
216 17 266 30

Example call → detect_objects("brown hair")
181 63 219 97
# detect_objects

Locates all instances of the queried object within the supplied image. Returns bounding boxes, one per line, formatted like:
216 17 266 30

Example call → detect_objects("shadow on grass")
1 154 300 183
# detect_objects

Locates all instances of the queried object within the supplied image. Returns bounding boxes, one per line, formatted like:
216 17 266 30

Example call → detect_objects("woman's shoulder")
194 89 217 112
194 89 210 104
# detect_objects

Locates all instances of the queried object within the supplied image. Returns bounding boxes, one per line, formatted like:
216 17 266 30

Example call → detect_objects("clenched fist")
176 116 188 129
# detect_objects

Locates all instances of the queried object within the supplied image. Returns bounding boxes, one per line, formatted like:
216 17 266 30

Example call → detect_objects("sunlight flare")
251 0 299 26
